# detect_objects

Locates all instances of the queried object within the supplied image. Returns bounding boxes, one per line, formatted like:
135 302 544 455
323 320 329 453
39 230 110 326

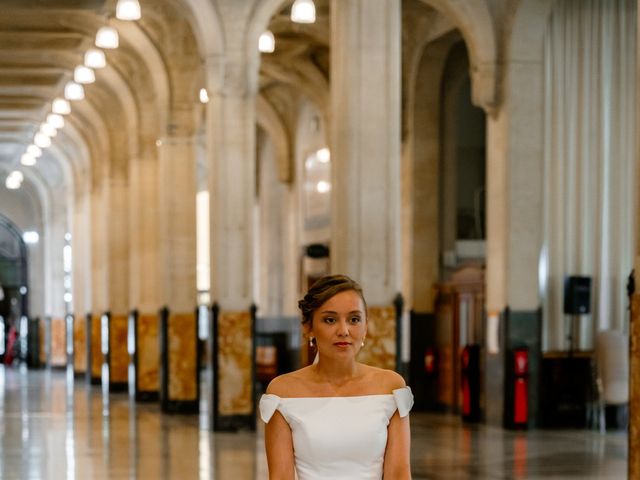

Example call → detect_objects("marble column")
129 146 161 400
105 173 130 391
72 182 91 376
206 54 256 429
330 0 402 370
157 113 198 412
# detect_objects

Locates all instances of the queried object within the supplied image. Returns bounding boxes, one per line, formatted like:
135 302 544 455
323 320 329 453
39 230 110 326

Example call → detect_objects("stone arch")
256 93 292 183
419 0 498 113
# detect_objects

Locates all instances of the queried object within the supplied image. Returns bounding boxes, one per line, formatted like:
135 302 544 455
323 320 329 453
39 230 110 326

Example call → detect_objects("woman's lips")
334 342 351 347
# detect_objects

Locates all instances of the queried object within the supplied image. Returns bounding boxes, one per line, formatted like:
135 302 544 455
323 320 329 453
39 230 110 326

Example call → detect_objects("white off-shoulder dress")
259 386 413 480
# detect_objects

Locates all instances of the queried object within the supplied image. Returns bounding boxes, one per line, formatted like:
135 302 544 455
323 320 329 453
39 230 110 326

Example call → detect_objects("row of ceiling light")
5 0 142 190
259 0 316 53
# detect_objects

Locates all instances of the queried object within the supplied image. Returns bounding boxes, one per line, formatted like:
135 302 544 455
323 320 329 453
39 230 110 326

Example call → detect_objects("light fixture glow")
116 0 141 20
316 180 331 193
34 133 52 149
47 114 64 129
199 88 209 104
64 292 73 303
291 0 316 23
6 171 23 190
317 147 330 163
74 65 95 84
23 231 39 244
85 48 106 69
40 123 57 138
64 81 85 101
95 26 119 49
258 30 275 53
27 145 42 158
52 98 71 115
21 153 36 166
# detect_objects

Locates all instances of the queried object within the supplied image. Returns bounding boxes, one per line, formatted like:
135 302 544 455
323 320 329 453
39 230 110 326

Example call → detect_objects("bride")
260 275 413 479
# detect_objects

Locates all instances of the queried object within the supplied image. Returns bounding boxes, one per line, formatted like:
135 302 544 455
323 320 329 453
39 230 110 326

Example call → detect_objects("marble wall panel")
168 313 197 401
218 311 252 415
137 313 159 393
630 294 640 477
91 315 102 379
109 315 129 384
357 306 396 370
50 317 66 367
73 315 86 373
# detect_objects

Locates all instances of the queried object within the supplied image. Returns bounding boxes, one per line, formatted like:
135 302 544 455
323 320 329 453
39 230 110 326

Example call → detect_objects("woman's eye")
323 317 335 324
350 316 361 324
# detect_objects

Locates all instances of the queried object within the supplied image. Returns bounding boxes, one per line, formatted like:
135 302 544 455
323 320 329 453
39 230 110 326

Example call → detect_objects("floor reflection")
0 366 627 479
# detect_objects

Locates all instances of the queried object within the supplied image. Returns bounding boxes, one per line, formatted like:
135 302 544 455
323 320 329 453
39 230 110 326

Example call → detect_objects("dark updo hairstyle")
298 274 367 326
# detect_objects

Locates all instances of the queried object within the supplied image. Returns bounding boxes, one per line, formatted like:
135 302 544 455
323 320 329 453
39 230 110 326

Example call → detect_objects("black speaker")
564 276 591 314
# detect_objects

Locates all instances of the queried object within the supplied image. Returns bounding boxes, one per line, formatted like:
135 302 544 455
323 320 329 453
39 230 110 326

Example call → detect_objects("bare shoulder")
360 364 406 392
265 367 314 397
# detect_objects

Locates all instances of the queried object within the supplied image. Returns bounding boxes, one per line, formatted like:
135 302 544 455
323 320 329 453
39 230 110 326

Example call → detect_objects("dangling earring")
361 337 366 347
309 337 315 348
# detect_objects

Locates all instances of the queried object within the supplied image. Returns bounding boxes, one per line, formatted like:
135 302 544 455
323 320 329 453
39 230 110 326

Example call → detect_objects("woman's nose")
337 319 349 336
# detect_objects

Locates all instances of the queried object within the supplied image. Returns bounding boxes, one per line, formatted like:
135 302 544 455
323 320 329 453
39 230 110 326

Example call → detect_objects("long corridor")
0 366 627 479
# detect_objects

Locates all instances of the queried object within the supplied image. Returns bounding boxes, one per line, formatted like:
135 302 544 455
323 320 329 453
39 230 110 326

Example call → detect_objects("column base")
135 391 159 402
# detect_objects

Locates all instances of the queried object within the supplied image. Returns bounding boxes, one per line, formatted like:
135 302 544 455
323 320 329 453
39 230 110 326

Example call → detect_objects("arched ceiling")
0 0 202 194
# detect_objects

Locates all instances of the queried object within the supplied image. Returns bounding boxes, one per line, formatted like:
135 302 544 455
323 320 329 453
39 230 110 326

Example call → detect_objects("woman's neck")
312 357 360 387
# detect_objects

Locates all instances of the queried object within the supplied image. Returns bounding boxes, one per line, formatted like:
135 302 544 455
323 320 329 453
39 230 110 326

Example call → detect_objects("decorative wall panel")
167 313 197 401
356 306 396 370
217 311 252 415
137 313 159 393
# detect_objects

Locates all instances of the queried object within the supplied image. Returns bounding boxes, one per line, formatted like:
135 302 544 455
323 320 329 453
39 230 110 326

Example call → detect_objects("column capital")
204 52 258 98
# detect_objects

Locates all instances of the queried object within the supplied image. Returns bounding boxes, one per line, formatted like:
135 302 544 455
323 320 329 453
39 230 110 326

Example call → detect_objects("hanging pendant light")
52 98 71 115
5 171 23 190
291 0 316 23
116 0 141 20
258 30 275 53
40 123 57 138
199 88 209 104
27 145 42 158
85 48 106 69
74 65 95 84
64 81 85 101
34 133 52 149
47 114 65 130
21 153 36 167
96 26 119 49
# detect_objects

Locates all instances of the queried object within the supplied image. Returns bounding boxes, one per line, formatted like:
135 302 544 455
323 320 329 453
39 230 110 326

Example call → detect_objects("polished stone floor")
0 365 627 479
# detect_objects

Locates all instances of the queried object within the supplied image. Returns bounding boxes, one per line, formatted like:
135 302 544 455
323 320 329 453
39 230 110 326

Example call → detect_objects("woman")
260 274 413 479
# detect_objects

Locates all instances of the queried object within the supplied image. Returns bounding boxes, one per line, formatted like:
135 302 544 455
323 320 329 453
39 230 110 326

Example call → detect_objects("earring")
361 338 366 347
309 337 315 348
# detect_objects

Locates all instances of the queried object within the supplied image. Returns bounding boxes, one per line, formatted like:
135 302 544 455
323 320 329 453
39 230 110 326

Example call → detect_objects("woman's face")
306 289 367 358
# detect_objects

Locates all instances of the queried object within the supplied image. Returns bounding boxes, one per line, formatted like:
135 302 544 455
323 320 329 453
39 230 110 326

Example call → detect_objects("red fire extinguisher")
512 347 528 427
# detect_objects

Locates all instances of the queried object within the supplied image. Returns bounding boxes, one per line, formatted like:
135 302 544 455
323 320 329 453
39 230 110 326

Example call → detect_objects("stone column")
330 0 402 370
157 110 199 412
104 171 130 391
72 182 91 376
89 174 108 384
48 194 68 367
207 53 256 429
484 54 544 427
129 145 161 400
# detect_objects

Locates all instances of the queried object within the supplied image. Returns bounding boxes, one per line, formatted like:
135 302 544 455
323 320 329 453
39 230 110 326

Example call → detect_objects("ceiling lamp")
199 88 209 104
47 114 64 129
27 145 42 158
116 0 141 20
291 0 316 23
96 26 119 49
52 98 71 115
5 171 23 190
258 30 275 53
316 180 331 193
317 147 330 163
74 65 95 84
21 153 36 167
64 82 85 101
34 133 52 149
85 48 106 69
40 123 57 138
